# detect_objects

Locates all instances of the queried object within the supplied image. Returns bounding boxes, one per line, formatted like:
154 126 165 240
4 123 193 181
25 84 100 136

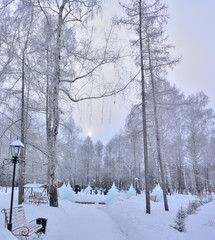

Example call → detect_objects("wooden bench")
2 205 42 239
29 192 48 204
197 193 207 199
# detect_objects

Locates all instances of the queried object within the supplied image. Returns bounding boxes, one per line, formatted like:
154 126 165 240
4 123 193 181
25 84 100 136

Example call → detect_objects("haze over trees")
0 0 215 214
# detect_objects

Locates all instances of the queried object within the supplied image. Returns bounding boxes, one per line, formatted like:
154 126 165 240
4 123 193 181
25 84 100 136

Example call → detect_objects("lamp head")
10 140 24 158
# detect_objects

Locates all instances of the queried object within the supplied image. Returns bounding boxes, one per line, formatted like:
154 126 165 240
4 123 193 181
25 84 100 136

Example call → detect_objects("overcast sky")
74 0 215 144
166 0 215 106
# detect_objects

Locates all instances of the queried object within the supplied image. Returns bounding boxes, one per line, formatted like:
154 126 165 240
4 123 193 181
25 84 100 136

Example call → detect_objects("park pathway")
25 200 127 240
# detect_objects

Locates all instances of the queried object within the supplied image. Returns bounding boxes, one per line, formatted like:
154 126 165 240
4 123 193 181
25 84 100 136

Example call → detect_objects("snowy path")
1 190 215 240
0 189 127 240
24 201 127 240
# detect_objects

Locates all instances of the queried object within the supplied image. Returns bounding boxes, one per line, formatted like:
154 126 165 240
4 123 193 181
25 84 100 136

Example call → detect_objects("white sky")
73 0 215 144
166 0 215 106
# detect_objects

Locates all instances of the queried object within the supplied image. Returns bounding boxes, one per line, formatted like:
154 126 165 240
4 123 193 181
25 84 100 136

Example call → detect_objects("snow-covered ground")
0 188 215 240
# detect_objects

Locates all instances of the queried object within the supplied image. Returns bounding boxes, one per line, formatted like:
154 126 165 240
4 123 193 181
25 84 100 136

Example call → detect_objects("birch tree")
35 0 132 207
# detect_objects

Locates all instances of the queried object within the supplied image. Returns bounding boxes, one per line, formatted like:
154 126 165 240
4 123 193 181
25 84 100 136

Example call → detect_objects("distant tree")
185 93 214 193
57 116 80 185
125 109 143 188
93 140 104 185
80 136 94 186
103 140 116 182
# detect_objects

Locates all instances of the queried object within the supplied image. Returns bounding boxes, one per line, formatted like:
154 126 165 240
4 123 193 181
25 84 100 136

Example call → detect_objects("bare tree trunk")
146 33 169 211
133 138 137 179
5 136 12 193
18 54 26 205
183 157 187 192
87 138 90 185
18 5 34 205
139 0 150 214
191 132 200 193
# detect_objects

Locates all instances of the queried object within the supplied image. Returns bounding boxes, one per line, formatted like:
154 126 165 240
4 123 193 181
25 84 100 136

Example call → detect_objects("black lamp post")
7 139 24 232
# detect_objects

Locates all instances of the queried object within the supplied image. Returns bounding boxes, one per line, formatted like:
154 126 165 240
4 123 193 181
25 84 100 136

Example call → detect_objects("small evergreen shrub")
186 199 202 215
186 201 197 215
171 206 187 232
198 198 204 206
193 199 202 208
171 194 214 232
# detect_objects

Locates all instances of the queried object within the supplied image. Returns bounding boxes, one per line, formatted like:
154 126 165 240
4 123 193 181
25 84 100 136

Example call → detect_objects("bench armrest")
29 218 37 224
12 226 29 237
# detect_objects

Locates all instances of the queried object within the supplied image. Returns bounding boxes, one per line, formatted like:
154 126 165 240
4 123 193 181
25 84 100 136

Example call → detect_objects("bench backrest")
34 192 42 198
197 193 206 198
3 205 27 231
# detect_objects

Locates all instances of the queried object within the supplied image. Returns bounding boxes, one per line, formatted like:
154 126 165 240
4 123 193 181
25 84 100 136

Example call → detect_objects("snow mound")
59 184 75 202
84 184 92 194
1 229 17 240
106 182 119 203
127 184 136 199
151 184 163 202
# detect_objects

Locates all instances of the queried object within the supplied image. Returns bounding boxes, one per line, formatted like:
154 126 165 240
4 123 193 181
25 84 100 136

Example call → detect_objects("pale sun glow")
87 131 92 137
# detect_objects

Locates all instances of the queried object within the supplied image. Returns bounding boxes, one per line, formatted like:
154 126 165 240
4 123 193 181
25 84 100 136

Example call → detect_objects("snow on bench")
2 205 42 238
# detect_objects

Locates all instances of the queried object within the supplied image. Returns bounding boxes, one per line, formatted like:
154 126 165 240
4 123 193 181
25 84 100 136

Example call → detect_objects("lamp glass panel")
11 146 21 157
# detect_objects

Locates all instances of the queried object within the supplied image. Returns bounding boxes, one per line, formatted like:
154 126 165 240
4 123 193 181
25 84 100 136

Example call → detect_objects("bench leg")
35 231 43 240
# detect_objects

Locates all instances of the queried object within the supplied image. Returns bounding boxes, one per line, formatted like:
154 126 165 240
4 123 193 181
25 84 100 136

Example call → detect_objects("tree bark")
139 0 151 214
146 33 169 211
47 1 67 207
18 4 34 205
18 54 26 205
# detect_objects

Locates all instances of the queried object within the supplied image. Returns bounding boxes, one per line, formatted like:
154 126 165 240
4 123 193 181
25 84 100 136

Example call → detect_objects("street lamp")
7 139 24 232
135 178 138 196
